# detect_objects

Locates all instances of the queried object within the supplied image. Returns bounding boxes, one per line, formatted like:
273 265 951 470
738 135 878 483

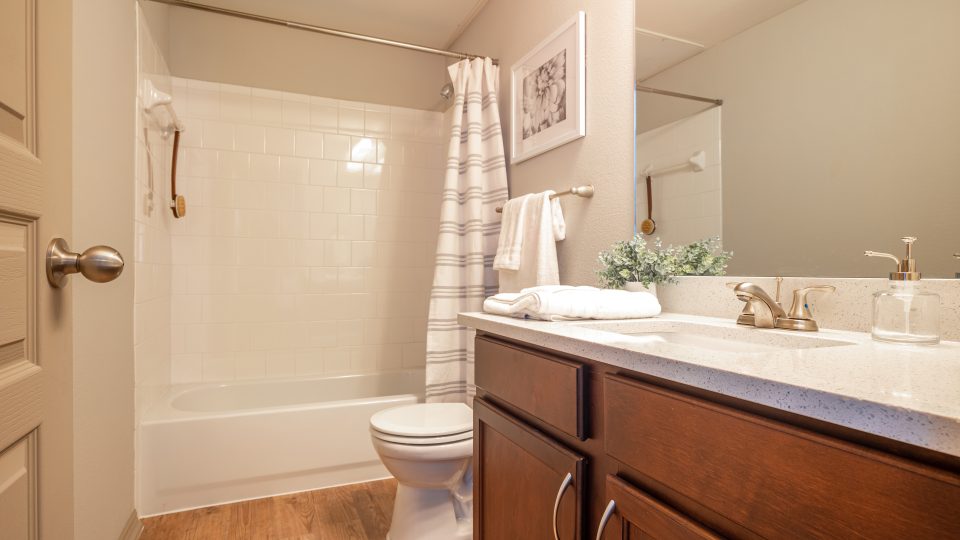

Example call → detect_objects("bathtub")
138 369 424 516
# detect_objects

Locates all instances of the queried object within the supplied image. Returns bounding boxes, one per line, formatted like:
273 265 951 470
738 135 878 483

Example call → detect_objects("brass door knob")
46 238 124 288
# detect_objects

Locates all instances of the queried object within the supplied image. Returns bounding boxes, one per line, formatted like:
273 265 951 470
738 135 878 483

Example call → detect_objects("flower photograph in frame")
510 11 585 163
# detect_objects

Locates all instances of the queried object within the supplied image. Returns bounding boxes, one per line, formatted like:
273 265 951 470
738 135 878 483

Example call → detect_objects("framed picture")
510 11 586 164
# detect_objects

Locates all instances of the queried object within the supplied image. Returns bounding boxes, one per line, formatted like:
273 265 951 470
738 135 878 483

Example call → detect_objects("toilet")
370 403 474 540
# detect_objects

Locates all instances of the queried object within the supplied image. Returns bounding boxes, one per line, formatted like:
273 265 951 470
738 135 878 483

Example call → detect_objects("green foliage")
596 236 732 289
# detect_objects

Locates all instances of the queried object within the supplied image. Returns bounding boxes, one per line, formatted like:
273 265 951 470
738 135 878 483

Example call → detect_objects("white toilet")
370 403 474 540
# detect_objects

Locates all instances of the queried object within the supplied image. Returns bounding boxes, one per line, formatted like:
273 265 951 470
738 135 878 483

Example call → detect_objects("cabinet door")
604 374 960 539
475 397 585 540
596 475 723 540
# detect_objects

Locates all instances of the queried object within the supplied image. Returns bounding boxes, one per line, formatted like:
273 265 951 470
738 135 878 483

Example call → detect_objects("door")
0 1 75 539
474 398 584 540
596 475 723 540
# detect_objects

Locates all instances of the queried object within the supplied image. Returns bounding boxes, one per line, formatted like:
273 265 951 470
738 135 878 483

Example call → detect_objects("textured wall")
452 0 637 286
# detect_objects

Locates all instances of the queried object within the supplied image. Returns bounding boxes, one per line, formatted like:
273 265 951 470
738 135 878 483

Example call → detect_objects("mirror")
633 0 959 278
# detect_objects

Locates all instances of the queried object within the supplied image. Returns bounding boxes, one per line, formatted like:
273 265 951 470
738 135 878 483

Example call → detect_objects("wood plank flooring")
140 479 397 540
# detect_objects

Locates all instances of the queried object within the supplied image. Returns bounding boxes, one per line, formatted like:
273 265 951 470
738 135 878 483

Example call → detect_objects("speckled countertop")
459 312 960 457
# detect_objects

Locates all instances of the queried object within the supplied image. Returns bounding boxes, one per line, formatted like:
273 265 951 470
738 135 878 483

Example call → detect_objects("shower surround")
166 77 446 384
133 5 449 513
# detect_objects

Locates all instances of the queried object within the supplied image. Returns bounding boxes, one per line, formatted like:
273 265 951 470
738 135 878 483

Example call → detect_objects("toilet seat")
370 403 473 442
371 429 473 446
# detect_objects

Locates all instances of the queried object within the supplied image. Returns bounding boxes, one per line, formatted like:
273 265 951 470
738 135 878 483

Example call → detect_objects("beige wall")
72 0 137 537
452 0 636 285
165 6 450 111
640 0 960 277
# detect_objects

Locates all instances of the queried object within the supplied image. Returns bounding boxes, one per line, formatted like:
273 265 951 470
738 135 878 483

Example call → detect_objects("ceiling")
191 0 488 48
635 0 806 80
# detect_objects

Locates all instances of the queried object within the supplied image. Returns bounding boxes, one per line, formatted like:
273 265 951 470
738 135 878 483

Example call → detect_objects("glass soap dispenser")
865 236 940 345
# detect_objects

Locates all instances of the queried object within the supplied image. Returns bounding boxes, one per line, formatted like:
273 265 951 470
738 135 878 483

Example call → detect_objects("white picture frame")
510 11 586 164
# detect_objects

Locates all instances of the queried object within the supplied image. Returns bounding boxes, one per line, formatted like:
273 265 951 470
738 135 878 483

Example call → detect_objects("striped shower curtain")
425 58 509 403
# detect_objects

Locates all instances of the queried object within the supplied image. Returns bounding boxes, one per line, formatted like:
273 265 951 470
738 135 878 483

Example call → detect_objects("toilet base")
386 484 472 540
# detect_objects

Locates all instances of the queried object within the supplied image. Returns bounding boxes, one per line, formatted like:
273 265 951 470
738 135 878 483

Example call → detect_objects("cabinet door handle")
552 472 573 540
595 500 616 540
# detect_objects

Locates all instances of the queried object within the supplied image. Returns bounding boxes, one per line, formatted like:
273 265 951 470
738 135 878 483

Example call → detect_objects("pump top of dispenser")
865 236 921 281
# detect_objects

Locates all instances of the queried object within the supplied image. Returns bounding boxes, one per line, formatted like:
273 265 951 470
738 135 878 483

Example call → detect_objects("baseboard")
118 509 142 540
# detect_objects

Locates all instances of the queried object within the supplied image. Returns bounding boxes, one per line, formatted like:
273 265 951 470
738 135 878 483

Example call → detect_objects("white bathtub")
138 369 424 516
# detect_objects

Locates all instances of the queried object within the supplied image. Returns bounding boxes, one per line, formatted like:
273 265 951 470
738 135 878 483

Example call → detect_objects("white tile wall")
636 107 722 247
168 77 445 384
135 6 174 418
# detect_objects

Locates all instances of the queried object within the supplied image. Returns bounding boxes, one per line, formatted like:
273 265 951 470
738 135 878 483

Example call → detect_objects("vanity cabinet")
473 333 960 540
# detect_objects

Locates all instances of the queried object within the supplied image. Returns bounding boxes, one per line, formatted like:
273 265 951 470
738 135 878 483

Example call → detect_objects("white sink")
572 320 855 355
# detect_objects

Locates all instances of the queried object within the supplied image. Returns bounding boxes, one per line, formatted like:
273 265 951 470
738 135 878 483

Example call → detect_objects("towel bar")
495 185 594 213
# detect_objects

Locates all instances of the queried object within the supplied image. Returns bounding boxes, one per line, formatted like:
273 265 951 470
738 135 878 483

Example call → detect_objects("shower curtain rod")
147 0 499 65
636 83 723 106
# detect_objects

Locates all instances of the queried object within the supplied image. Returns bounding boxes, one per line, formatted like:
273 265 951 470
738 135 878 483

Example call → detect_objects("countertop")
459 311 960 457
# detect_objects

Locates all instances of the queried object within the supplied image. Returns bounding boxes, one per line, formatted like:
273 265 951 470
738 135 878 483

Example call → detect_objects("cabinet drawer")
475 336 584 439
603 374 960 539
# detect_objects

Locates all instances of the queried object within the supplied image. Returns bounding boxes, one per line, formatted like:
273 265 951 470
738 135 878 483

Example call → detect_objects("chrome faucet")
732 280 835 331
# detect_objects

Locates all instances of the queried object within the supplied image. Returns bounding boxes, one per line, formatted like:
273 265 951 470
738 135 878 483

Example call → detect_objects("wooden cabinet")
474 398 584 540
597 475 722 540
475 336 585 439
473 332 960 540
603 374 960 539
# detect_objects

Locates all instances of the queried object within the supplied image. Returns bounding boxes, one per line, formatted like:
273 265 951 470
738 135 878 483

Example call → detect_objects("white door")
0 0 76 538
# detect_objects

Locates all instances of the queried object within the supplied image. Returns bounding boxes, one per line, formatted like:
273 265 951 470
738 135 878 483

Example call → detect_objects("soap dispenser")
865 237 940 345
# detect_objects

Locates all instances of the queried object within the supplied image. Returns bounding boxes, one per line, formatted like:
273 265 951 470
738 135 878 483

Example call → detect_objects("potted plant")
596 236 732 296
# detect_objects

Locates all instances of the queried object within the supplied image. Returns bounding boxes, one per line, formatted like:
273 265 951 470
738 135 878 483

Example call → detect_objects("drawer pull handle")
552 472 573 540
595 499 616 540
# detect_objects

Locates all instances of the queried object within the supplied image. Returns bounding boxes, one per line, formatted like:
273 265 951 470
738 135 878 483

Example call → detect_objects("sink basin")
573 320 855 355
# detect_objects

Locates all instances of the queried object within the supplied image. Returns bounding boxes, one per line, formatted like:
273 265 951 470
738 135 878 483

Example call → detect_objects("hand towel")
497 191 565 293
483 285 662 321
492 193 532 271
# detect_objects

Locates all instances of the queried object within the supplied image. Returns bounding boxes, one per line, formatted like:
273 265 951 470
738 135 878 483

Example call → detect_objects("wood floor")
140 479 397 540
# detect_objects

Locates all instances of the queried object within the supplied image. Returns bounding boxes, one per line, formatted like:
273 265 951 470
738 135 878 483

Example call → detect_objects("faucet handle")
786 285 836 321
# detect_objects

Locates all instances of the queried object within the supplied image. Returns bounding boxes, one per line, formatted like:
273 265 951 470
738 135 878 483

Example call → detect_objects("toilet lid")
370 403 472 438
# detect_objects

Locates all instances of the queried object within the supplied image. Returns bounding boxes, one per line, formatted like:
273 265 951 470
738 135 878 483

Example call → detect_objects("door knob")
46 238 124 288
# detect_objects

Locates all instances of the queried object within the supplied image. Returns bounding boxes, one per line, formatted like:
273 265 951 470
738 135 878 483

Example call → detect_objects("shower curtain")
425 58 509 403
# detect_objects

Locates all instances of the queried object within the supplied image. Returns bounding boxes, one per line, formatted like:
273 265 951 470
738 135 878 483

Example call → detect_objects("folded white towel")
497 191 564 292
492 194 532 271
483 285 661 321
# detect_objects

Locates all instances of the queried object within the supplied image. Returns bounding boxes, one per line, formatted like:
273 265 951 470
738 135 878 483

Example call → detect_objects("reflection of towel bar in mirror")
642 151 705 178
495 185 595 213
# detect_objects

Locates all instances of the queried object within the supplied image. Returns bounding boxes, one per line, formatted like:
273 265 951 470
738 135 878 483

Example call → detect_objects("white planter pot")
623 281 657 296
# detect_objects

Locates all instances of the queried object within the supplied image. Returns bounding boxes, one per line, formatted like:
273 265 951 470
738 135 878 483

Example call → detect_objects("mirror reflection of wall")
634 0 960 278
